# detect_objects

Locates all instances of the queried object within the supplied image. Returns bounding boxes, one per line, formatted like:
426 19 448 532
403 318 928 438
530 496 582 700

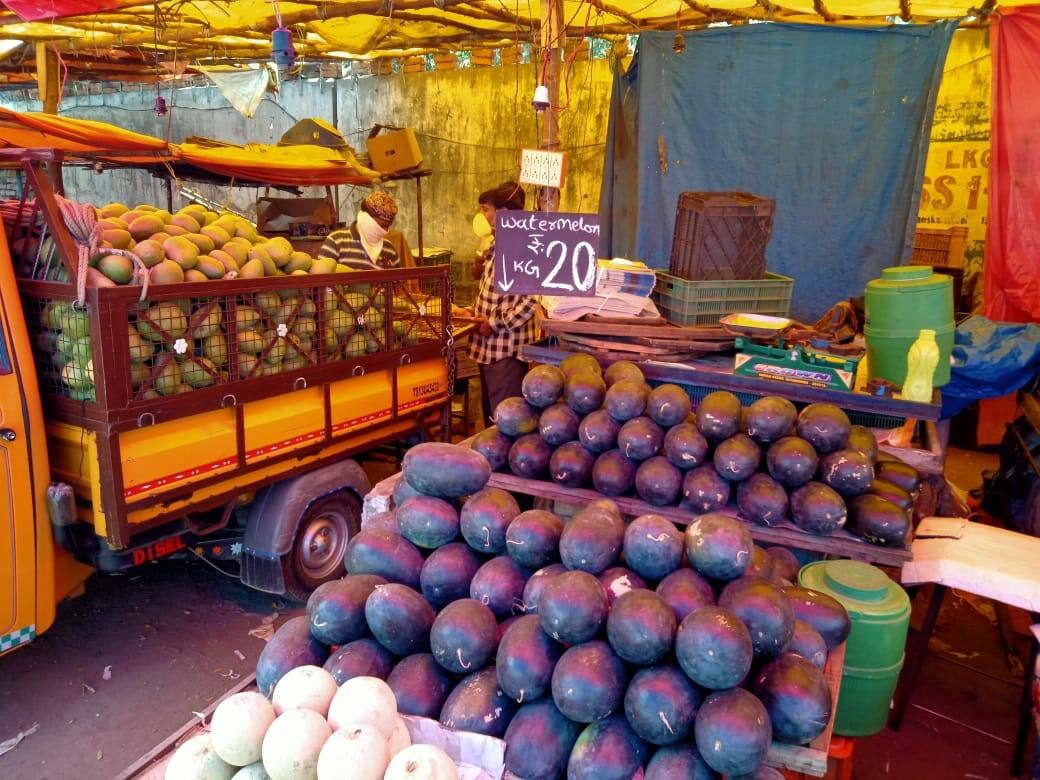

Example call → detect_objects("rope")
58 197 149 305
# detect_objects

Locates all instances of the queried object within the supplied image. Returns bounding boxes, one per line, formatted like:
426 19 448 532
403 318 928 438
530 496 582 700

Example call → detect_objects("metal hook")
220 394 238 408
294 377 308 390
400 354 412 365
352 365 365 377
137 412 155 428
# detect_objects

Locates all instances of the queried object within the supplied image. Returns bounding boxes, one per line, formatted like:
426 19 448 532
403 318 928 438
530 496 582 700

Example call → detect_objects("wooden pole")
539 0 563 212
35 42 60 114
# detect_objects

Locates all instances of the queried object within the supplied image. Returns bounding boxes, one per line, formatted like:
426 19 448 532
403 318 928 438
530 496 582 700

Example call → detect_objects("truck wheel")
281 491 361 602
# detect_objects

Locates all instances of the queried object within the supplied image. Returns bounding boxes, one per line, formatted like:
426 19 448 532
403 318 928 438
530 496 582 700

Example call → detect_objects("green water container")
799 560 911 737
864 266 954 388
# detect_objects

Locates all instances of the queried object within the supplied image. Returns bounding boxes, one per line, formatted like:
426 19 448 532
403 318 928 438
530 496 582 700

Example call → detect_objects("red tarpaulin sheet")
0 0 129 21
986 6 1040 323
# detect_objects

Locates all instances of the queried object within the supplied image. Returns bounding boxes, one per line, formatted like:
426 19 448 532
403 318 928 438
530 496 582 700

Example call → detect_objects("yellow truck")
0 151 452 654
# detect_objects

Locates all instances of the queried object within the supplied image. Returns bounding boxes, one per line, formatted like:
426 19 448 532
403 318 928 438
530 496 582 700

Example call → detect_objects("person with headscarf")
319 190 400 270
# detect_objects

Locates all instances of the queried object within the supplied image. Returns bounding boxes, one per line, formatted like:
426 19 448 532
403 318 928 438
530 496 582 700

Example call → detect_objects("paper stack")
540 258 659 321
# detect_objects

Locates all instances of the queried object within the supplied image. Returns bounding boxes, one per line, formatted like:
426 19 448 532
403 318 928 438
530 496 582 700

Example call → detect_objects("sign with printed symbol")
519 149 568 189
494 211 599 297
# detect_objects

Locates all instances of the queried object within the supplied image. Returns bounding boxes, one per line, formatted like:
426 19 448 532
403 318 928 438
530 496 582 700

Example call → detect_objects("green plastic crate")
653 271 793 326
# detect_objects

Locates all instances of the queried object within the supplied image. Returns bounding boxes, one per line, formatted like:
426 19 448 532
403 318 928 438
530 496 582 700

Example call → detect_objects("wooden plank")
878 419 946 476
486 473 911 566
542 317 730 341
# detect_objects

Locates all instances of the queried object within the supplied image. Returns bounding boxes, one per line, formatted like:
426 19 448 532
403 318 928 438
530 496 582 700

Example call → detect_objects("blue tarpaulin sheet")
599 23 957 321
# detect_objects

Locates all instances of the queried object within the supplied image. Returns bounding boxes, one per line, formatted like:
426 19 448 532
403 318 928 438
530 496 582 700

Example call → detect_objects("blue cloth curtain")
599 23 957 321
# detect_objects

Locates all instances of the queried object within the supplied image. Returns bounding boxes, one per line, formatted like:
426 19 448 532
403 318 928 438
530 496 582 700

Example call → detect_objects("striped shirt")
318 224 399 271
469 241 541 364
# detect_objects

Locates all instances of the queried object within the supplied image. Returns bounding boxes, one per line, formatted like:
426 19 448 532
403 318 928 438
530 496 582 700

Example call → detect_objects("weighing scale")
720 314 863 392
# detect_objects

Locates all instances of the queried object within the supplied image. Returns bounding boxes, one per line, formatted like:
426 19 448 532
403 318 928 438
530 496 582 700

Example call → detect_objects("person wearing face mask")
318 190 400 270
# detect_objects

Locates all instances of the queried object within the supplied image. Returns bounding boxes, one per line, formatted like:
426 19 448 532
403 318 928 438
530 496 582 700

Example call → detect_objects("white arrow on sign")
498 253 515 292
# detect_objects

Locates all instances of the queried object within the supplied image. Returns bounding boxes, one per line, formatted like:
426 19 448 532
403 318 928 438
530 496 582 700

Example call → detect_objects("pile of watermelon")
473 355 921 548
254 439 857 779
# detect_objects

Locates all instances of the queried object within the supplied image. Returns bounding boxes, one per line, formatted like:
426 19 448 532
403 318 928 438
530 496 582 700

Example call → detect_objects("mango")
132 239 164 268
41 300 69 330
169 213 201 233
238 258 265 279
202 210 219 226
180 204 208 220
97 218 128 232
328 308 355 337
236 353 258 379
335 265 351 273
184 269 208 282
163 236 200 270
344 332 367 357
181 357 217 388
235 306 261 330
261 331 287 365
153 209 172 223
221 240 249 265
59 308 91 339
298 299 317 318
140 388 161 400
265 236 293 267
291 270 308 276
183 233 216 255
255 292 282 317
119 210 147 225
97 254 134 284
130 360 151 388
127 214 165 242
137 301 187 342
127 325 154 362
232 219 259 243
195 256 224 280
190 302 223 337
149 259 185 285
248 246 276 277
214 214 238 232
324 326 339 354
286 334 311 355
202 333 228 367
283 354 309 371
154 358 183 395
210 249 238 274
135 204 157 212
101 229 133 250
237 329 264 354
150 231 171 244
293 317 317 340
284 253 312 274
309 257 338 275
61 360 94 391
98 203 129 219
200 225 231 247
165 224 188 237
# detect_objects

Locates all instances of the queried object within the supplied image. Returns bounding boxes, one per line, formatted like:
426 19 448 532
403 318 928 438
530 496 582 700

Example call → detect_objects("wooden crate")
470 48 495 67
912 225 968 268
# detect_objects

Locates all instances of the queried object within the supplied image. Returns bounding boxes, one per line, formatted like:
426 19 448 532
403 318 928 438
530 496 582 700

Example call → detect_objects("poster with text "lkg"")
493 212 600 297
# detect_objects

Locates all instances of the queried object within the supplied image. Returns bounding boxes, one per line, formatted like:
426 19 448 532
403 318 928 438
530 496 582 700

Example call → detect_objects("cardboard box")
256 196 336 237
366 128 423 173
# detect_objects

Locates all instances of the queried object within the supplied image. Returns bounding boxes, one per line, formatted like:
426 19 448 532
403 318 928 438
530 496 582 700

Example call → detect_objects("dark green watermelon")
868 477 913 510
392 476 421 507
495 396 541 436
796 404 852 455
624 664 702 745
618 416 665 462
460 487 520 554
522 364 567 408
847 424 879 462
565 370 607 414
403 441 492 498
496 614 564 703
591 449 637 497
685 513 753 581
695 390 743 441
606 589 676 665
509 433 553 479
719 576 795 660
471 425 513 472
681 464 732 513
440 666 517 737
257 615 330 697
430 598 498 673
647 384 693 428
752 653 832 744
624 514 684 582
552 641 628 723
504 698 583 780
664 423 710 470
767 436 819 488
636 456 683 506
644 744 721 780
694 689 772 777
365 582 436 655
875 459 922 493
506 509 564 569
818 449 874 497
656 569 716 623
539 570 609 644
559 502 625 573
470 556 531 618
539 403 581 446
605 379 650 422
675 606 753 689
744 396 798 445
713 433 761 482
344 529 424 588
307 574 385 645
790 481 847 535
766 546 801 584
745 545 776 580
737 474 789 527
578 410 621 454
323 638 394 684
396 495 460 549
598 567 648 606
420 542 483 610
783 587 851 650
560 352 602 378
788 619 828 669
847 494 910 546
521 563 567 614
549 441 594 488
387 653 454 718
567 715 648 780
604 360 645 387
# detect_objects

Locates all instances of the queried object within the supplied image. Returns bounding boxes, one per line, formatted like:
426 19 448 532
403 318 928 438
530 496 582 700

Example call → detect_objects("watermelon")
344 529 424 589
551 641 628 723
497 615 522 643
420 542 483 610
471 426 513 471
539 403 580 446
752 653 832 744
430 598 499 673
745 545 776 580
604 360 645 387
737 474 789 527
460 487 520 553
783 587 851 650
766 436 819 488
598 567 648 606
306 574 385 646
656 568 716 623
578 410 621 454
818 449 874 497
624 664 701 745
681 463 732 513
618 416 665 462
591 449 637 497
868 477 913 511
549 441 594 488
365 583 436 656
695 391 743 441
790 482 847 535
744 396 798 445
257 616 330 697
766 546 801 584
565 370 607 414
635 456 683 506
560 352 602 378
713 433 761 482
506 509 564 569
788 619 828 669
522 364 566 408
644 744 721 780
694 688 772 777
664 423 709 470
521 563 567 614
496 614 564 703
495 397 541 436
440 667 517 737
675 606 753 689
559 502 625 573
874 459 922 492
647 384 692 428
796 404 852 455
392 476 421 508
606 589 676 665
539 570 609 644
624 514 684 582
567 715 648 780
847 494 910 546
323 638 394 684
685 513 753 581
396 495 459 549
604 379 650 422
470 556 531 618
509 433 553 479
846 424 879 462
403 442 491 498
719 576 795 660
387 653 455 718
504 698 583 780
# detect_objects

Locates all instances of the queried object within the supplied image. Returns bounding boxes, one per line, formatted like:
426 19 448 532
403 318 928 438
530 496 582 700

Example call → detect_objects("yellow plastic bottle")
902 329 940 402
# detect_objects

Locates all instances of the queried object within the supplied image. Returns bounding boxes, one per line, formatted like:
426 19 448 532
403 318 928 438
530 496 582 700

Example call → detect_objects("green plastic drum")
799 560 911 736
864 266 954 388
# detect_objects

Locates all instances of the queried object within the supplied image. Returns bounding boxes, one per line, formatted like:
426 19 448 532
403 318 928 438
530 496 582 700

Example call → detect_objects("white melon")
166 734 236 780
231 763 271 780
327 676 397 738
272 665 338 718
210 692 277 767
261 709 332 780
316 725 390 780
383 745 459 780
387 716 411 758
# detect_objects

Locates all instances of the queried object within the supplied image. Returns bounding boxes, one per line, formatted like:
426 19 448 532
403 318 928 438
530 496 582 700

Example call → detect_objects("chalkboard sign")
493 211 600 297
